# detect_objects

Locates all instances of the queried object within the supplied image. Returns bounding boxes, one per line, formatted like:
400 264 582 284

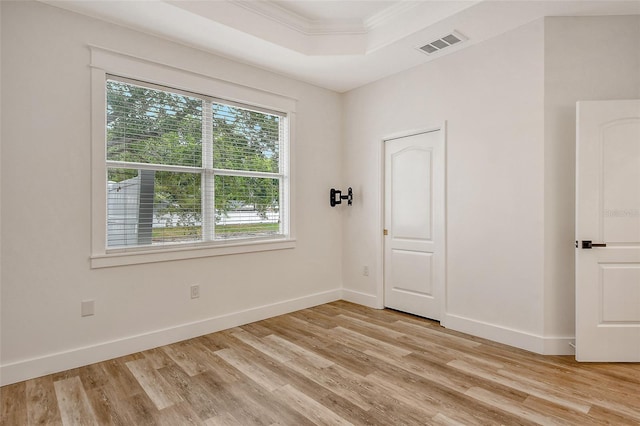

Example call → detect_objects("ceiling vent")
417 31 467 55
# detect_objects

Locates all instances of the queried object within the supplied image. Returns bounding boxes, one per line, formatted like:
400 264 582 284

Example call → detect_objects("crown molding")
231 0 368 36
364 0 422 30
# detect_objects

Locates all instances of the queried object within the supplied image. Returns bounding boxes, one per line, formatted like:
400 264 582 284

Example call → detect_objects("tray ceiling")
42 0 640 92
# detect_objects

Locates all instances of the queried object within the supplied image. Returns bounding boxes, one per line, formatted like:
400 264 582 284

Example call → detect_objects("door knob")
580 240 607 249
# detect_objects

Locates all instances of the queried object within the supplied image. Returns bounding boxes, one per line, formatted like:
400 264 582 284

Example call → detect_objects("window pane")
103 75 289 252
107 168 201 247
214 175 280 239
212 104 280 173
106 80 202 167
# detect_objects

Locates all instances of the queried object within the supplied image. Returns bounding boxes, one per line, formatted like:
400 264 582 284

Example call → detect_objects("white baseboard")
0 288 341 386
444 313 575 356
2 292 577 386
341 288 381 308
542 337 576 356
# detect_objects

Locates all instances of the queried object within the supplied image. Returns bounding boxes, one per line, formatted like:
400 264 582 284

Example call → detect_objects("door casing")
377 123 447 324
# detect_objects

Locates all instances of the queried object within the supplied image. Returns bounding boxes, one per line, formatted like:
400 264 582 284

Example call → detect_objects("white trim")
364 1 422 30
90 46 297 267
341 289 381 309
445 313 575 355
91 65 108 256
211 169 284 179
543 337 576 356
231 0 366 36
202 100 215 242
106 161 201 174
441 122 449 327
0 288 341 386
376 138 386 308
378 124 447 321
90 46 297 113
93 239 296 269
286 113 296 241
231 0 426 36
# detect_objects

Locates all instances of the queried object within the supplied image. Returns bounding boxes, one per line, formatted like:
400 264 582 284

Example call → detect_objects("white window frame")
90 47 296 268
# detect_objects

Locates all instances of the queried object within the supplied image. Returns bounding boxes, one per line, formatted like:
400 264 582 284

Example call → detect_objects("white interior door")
384 130 444 320
576 99 640 362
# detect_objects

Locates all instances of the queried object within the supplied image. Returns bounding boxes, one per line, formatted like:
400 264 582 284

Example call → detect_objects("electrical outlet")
190 284 200 299
363 266 369 276
81 300 95 317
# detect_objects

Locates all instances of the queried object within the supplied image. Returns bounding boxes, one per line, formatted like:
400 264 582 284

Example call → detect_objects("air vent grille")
418 31 467 56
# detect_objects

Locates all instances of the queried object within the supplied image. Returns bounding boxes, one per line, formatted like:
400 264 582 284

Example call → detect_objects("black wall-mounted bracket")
330 187 353 207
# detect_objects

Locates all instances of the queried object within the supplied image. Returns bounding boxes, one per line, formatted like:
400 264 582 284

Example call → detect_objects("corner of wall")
445 313 575 356
542 14 640 343
0 288 342 386
341 288 381 309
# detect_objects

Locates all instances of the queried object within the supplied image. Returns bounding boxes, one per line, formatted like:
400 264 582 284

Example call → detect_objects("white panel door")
384 130 444 320
576 99 640 362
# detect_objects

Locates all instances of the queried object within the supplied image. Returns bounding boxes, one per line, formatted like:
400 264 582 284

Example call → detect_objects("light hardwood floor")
2 301 639 425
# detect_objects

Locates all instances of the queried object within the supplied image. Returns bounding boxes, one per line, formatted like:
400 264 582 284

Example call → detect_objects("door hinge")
383 229 388 236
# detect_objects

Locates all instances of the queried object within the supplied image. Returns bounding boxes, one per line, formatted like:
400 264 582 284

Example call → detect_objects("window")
89 47 295 267
106 77 288 249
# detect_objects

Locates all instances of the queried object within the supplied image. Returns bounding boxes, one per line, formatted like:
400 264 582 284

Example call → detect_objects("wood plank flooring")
2 301 639 425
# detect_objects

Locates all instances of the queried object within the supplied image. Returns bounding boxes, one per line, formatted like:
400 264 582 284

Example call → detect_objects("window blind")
105 76 287 249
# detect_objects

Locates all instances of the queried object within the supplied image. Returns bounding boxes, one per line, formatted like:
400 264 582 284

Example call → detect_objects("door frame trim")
378 122 448 324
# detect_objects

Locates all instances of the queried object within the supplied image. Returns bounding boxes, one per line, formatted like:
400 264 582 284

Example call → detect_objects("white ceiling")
271 1 399 22
43 0 640 92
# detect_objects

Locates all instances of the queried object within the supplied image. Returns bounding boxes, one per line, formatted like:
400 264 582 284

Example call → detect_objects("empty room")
1 0 639 424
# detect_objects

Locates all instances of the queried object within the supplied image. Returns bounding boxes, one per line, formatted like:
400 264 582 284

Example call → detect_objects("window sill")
90 238 296 268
